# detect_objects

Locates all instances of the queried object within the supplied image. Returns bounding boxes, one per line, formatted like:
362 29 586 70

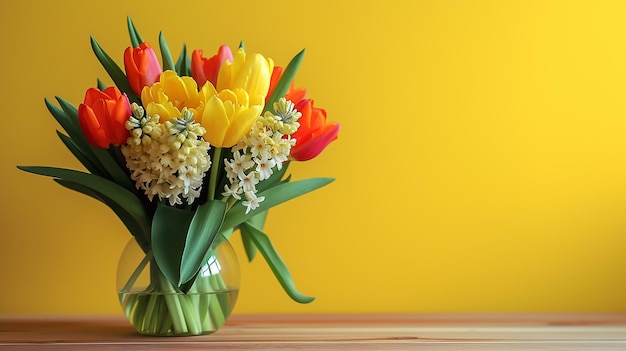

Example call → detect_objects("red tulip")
191 45 233 88
124 43 162 96
290 97 340 161
78 87 132 149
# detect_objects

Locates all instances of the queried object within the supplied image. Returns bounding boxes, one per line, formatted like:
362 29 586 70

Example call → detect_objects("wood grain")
1 314 626 350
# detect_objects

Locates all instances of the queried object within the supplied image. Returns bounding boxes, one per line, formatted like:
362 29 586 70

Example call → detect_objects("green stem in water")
197 277 213 331
179 295 202 335
157 269 188 334
144 294 159 333
208 147 222 200
207 275 226 327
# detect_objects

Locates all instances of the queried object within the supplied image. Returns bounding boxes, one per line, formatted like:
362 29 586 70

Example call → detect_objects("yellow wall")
2 0 626 315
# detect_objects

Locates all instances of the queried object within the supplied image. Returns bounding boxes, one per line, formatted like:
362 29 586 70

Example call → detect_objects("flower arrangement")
18 17 340 336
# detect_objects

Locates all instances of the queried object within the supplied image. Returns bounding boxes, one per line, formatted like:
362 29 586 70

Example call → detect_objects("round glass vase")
116 235 240 336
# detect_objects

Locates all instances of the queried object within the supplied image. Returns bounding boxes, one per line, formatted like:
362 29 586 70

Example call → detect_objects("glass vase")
116 235 240 336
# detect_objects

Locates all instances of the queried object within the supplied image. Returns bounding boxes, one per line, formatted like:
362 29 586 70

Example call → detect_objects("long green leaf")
53 179 150 251
127 16 144 48
90 36 140 104
239 228 257 262
179 200 228 287
93 146 135 191
56 131 102 176
239 210 269 262
55 97 81 133
45 97 80 138
17 166 150 239
264 49 305 114
159 31 176 71
223 178 334 230
239 221 314 303
151 203 195 288
47 97 111 178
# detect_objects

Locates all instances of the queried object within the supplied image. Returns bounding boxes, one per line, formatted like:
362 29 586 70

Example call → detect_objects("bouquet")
18 17 340 336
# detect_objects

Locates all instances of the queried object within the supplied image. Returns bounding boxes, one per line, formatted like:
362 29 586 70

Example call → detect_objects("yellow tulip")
141 70 217 121
216 48 273 107
201 88 262 147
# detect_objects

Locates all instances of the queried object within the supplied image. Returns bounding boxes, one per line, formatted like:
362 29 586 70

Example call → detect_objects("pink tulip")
124 43 162 96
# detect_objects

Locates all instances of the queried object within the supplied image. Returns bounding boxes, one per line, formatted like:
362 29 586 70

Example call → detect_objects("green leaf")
46 97 112 178
179 200 228 286
239 221 315 303
56 131 102 176
239 211 269 262
175 43 189 76
45 97 80 138
239 228 257 262
127 16 144 48
17 166 150 243
159 31 176 71
264 49 305 114
151 200 228 290
55 96 80 129
151 204 194 288
239 40 245 51
223 178 334 230
90 36 140 104
53 179 150 251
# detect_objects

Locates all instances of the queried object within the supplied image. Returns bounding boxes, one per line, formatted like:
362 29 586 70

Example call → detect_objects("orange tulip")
78 87 132 149
267 67 340 161
191 45 233 88
290 98 340 161
124 43 162 96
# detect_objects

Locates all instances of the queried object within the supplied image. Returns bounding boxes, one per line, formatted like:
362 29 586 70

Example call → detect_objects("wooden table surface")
2 314 626 350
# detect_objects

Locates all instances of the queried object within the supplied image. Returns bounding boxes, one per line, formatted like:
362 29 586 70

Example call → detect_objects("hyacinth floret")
223 98 300 213
126 103 162 146
122 105 211 206
265 98 302 135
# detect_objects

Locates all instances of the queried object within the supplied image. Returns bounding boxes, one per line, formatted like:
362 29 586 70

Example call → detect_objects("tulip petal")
78 104 109 149
291 123 340 161
217 48 272 108
202 95 229 146
84 88 112 106
223 105 260 146
191 50 208 87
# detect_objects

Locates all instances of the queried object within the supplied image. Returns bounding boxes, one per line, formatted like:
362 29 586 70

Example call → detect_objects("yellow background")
2 0 626 315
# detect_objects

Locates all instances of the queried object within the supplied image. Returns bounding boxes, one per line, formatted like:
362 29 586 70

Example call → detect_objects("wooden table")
1 314 626 350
